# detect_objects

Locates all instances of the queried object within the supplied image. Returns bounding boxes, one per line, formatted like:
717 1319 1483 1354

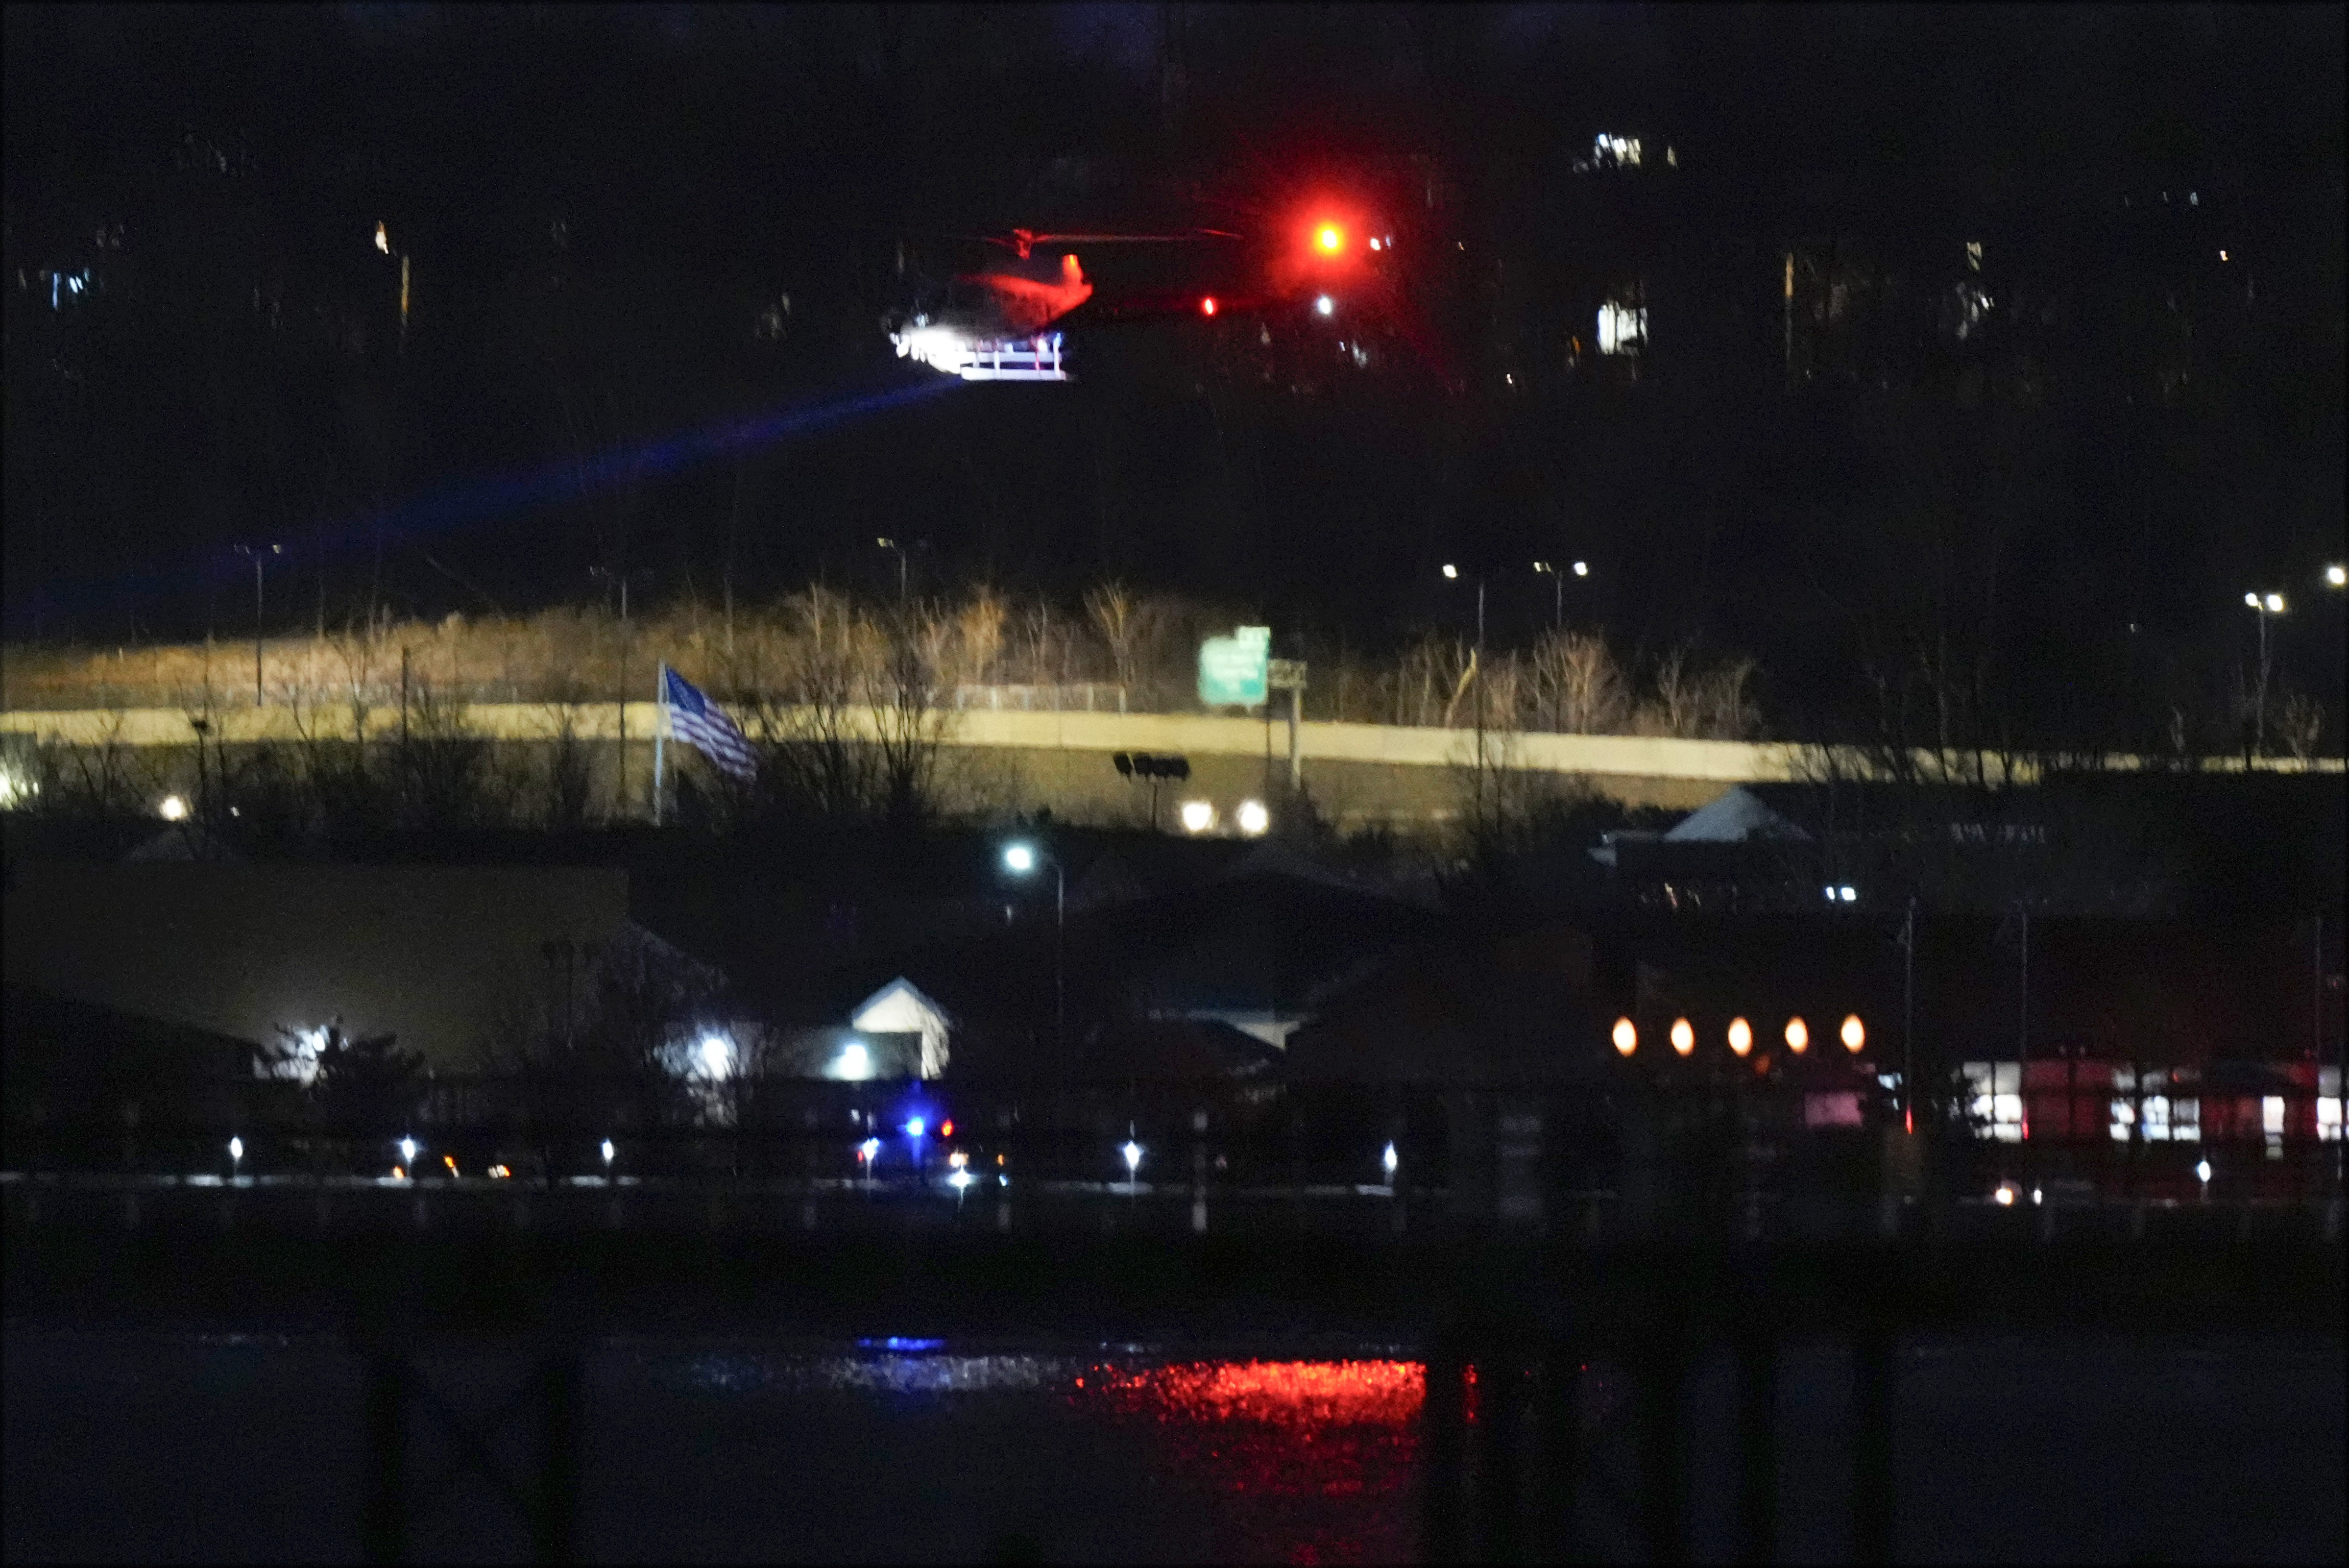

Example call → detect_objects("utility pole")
234 543 280 706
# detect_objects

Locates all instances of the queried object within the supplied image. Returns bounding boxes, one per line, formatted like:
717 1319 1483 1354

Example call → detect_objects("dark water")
4 1327 2341 1563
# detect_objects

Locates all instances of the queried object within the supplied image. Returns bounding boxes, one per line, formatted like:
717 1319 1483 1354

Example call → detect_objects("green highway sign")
1197 625 1271 706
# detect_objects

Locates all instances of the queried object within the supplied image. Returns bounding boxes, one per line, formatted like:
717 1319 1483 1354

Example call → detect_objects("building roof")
1664 786 1809 843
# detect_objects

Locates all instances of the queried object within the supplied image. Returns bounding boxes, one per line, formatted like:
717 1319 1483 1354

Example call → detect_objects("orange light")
1785 1016 1809 1054
1670 1017 1694 1056
1727 1017 1753 1056
940 1119 955 1138
1200 296 1218 316
1317 224 1344 253
1841 1014 1866 1052
1612 1017 1638 1057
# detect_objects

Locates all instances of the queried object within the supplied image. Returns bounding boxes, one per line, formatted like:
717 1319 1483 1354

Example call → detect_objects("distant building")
851 977 953 1080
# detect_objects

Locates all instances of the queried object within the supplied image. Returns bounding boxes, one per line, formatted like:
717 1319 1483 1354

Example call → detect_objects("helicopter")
884 203 1410 383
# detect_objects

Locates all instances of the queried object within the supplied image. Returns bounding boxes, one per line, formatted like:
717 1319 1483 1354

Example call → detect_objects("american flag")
662 667 757 782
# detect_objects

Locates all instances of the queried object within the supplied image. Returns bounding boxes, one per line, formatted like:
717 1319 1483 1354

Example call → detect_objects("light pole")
1002 840 1065 1068
234 543 281 705
877 537 908 606
1441 564 1487 814
2242 592 2286 757
1530 558 1588 632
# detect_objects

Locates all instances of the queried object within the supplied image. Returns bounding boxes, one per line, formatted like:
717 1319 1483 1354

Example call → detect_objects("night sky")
4 4 2342 738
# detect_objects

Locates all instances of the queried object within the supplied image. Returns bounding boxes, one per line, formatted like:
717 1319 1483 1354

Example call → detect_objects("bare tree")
1525 629 1630 734
1084 581 1151 694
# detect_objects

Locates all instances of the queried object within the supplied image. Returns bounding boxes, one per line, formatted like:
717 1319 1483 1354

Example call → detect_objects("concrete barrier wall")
3 704 2336 829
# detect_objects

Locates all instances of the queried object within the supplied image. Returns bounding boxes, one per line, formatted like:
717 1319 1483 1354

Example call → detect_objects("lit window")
2142 1095 2170 1141
1962 1062 2024 1141
1597 299 1646 356
2261 1095 2285 1135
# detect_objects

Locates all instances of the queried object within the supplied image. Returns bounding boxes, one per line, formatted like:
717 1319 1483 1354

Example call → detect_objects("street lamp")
2326 564 2346 589
1002 839 1065 1066
1532 560 1563 630
233 543 281 706
2242 591 2288 757
875 536 918 605
1439 565 1488 805
1531 559 1587 630
228 1136 244 1182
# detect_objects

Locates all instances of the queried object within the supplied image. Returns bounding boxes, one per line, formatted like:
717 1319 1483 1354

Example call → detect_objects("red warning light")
1200 296 1218 316
1316 224 1344 253
940 1119 955 1138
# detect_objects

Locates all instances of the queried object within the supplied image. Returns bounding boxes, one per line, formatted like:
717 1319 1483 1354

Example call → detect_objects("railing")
8 1073 2341 1235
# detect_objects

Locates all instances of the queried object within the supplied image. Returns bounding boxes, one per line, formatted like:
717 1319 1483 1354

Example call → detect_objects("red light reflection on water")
1093 1359 1423 1426
1079 1361 1423 1562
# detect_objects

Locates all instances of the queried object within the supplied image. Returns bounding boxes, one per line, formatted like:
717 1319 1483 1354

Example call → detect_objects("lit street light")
1439 565 1489 806
2326 564 2346 589
228 1136 243 1182
874 536 926 604
1002 840 1065 1066
2242 591 2288 756
1531 559 1589 630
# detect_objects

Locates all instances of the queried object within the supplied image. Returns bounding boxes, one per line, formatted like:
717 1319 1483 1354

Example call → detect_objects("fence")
8 1071 2342 1233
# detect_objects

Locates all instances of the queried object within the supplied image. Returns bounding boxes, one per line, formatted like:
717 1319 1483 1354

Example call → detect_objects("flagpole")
652 663 667 827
